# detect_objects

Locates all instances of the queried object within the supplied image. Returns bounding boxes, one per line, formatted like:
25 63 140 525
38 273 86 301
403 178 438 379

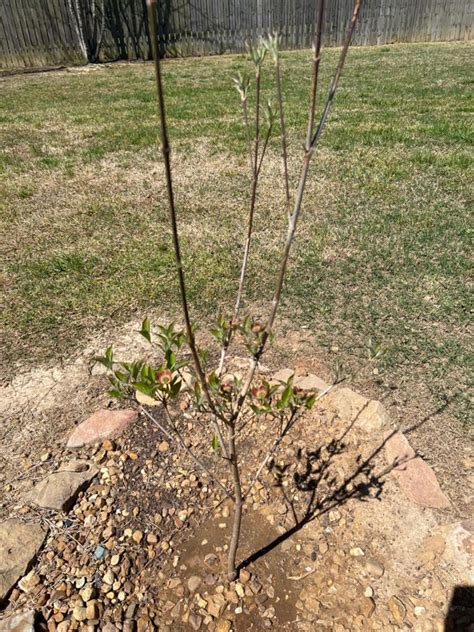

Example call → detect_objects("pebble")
350 547 365 557
86 601 99 619
168 577 182 589
239 569 251 583
189 613 203 630
132 530 143 543
79 584 94 602
364 558 385 578
414 605 426 616
187 576 201 592
72 606 88 621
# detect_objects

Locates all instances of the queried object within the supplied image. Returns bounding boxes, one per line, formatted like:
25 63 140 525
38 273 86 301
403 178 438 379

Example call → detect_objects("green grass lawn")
1 42 472 425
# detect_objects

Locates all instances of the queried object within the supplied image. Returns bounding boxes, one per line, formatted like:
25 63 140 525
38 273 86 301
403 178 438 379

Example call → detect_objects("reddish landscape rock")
66 409 138 448
385 432 450 509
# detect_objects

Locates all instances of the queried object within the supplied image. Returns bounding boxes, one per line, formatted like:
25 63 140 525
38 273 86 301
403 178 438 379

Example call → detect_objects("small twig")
256 120 274 177
4 459 53 488
288 568 316 581
39 513 86 551
139 404 175 441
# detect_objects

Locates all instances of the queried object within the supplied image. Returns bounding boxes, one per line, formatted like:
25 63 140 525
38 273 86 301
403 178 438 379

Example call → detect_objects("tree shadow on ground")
444 585 474 632
238 397 453 572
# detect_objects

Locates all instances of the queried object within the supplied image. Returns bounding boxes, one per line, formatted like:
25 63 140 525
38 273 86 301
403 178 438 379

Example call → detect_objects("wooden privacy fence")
1 0 473 71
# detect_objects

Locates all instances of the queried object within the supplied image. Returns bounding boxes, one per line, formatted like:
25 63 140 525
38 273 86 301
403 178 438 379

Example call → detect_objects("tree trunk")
227 425 243 580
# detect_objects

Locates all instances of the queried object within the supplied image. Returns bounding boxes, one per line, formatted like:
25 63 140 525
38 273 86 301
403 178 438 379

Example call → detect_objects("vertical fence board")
0 0 472 71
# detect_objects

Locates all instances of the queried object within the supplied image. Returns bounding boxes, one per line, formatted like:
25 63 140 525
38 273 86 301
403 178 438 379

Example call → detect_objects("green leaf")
170 379 182 398
145 365 156 382
212 434 219 452
114 370 129 383
135 382 154 397
165 349 176 371
174 359 189 370
279 382 293 409
108 388 123 398
305 393 317 409
139 317 151 343
107 375 123 398
94 346 114 370
208 371 219 390
210 326 220 340
194 381 202 400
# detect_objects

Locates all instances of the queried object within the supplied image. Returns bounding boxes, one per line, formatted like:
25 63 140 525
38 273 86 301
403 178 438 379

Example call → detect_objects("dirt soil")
0 319 473 631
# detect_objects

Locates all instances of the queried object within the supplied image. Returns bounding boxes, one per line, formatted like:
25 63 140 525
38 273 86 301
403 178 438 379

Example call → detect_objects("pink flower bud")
157 368 173 385
252 383 269 400
251 322 264 334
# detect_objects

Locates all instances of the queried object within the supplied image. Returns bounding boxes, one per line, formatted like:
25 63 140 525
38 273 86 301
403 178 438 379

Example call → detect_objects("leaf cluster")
250 374 317 416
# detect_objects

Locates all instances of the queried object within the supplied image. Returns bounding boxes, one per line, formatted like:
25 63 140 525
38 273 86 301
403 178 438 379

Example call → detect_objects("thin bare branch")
218 63 269 374
146 0 229 442
242 97 253 174
275 58 291 219
306 0 325 150
310 0 362 149
233 0 363 419
256 118 274 177
243 410 298 501
264 32 291 219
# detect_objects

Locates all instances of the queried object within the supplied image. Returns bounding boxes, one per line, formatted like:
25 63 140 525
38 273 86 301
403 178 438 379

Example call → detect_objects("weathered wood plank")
0 0 472 71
